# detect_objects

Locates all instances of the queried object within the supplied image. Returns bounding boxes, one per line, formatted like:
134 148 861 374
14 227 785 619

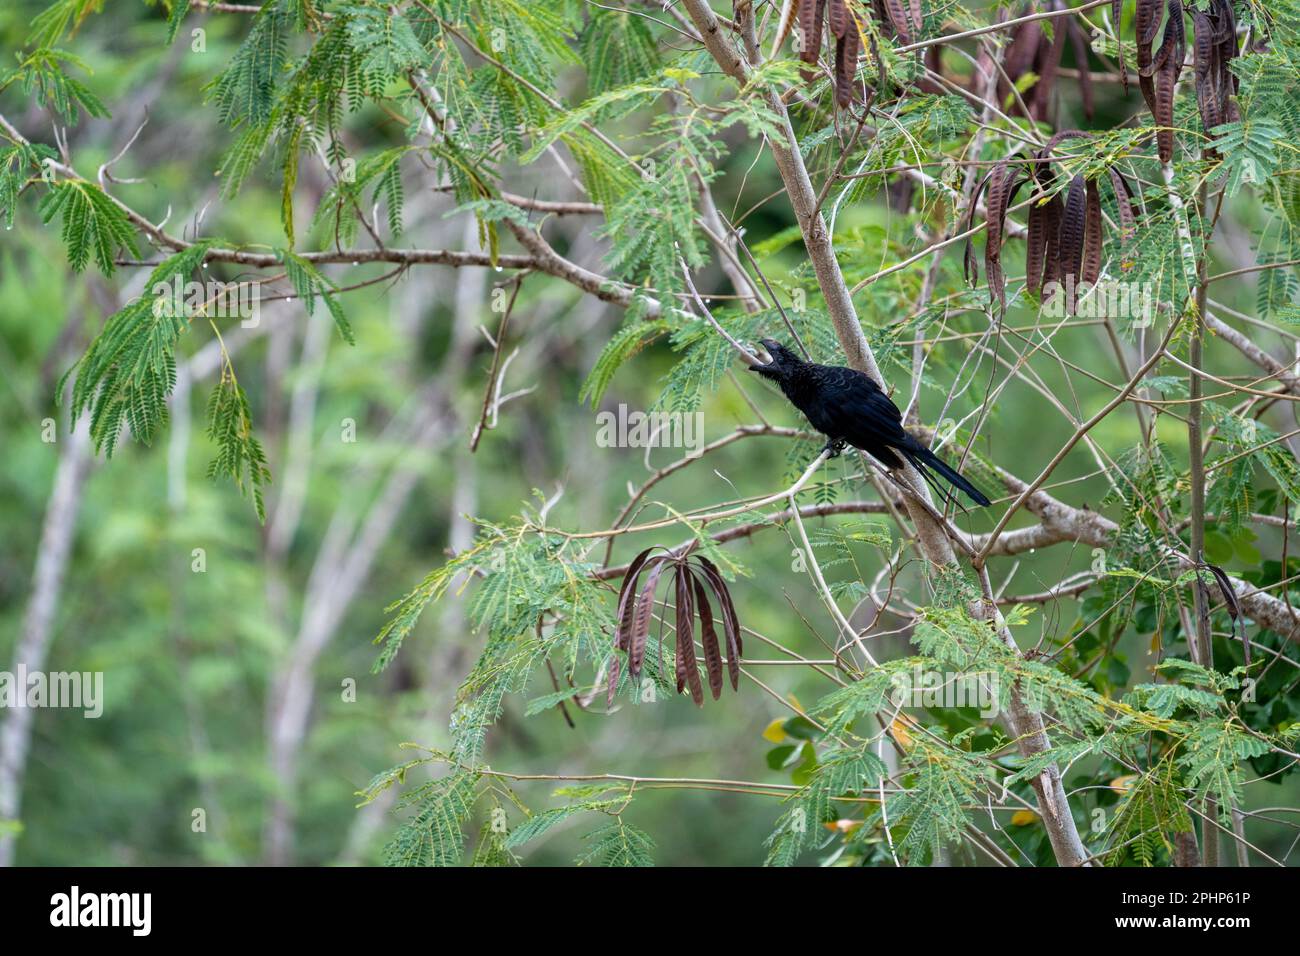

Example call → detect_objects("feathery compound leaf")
384 771 478 867
284 251 355 343
37 178 138 274
66 241 214 455
3 47 110 123
166 0 191 44
205 365 272 522
576 820 655 866
205 1 291 126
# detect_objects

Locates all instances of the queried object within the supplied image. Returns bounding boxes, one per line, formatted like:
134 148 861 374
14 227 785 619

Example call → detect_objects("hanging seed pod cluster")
1134 0 1239 162
771 0 922 107
609 550 742 708
967 131 1136 316
977 1 1096 123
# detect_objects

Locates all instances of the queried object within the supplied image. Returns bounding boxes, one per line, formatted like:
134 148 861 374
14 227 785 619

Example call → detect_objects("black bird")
749 339 991 507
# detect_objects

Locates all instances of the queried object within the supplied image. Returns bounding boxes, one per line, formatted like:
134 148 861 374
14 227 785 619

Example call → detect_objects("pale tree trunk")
263 214 486 864
0 417 91 867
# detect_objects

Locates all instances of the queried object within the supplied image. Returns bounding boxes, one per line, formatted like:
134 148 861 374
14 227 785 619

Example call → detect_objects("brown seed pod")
695 556 742 691
627 561 667 682
835 24 860 108
1106 166 1136 245
986 163 1027 316
801 0 827 64
674 566 703 705
691 572 724 700
609 551 743 707
963 168 998 287
1042 193 1064 299
829 0 848 38
1026 198 1049 298
1030 3 1070 122
1155 60 1177 163
883 0 913 43
1135 0 1161 113
771 0 800 57
1059 175 1087 310
1193 11 1222 137
1004 18 1043 86
1112 0 1128 93
1082 177 1102 287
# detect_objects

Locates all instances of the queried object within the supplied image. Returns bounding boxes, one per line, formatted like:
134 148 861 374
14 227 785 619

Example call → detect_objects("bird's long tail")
899 442 992 507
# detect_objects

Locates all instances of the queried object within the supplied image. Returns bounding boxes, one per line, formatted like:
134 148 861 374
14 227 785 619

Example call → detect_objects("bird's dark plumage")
749 339 991 507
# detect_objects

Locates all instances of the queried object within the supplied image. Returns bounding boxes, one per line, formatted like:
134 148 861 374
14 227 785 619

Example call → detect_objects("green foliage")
205 365 272 522
0 47 108 122
576 820 655 866
580 8 660 95
0 140 55 228
284 252 355 343
64 241 214 454
383 770 478 866
205 0 291 127
37 178 137 274
1210 119 1285 197
1105 758 1192 866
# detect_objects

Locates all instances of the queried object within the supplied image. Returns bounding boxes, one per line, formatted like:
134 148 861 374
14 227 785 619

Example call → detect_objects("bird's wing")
815 367 910 452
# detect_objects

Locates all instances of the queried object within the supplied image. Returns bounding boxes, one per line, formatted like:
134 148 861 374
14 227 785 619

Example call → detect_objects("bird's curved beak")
748 338 777 370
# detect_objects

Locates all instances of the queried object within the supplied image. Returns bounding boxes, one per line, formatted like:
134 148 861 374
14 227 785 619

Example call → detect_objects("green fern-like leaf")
205 366 272 522
37 178 138 274
575 820 655 867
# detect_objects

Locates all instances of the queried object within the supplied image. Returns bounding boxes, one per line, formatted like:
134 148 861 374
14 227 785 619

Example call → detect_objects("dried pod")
829 0 848 38
985 163 1026 315
628 561 667 682
963 168 998 287
1026 197 1049 297
1082 177 1102 287
801 0 827 64
1155 60 1177 162
1042 193 1064 298
1112 0 1129 92
1193 10 1221 134
1004 19 1043 86
692 573 724 700
1135 0 1161 113
835 25 860 108
1059 174 1087 309
1106 166 1136 245
609 551 743 707
883 0 913 43
674 566 703 705
1029 3 1069 122
695 556 742 691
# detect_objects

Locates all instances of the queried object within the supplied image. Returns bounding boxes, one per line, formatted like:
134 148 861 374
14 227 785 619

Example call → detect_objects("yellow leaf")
824 819 863 834
890 713 918 750
762 718 787 743
1110 774 1138 793
1011 810 1039 826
